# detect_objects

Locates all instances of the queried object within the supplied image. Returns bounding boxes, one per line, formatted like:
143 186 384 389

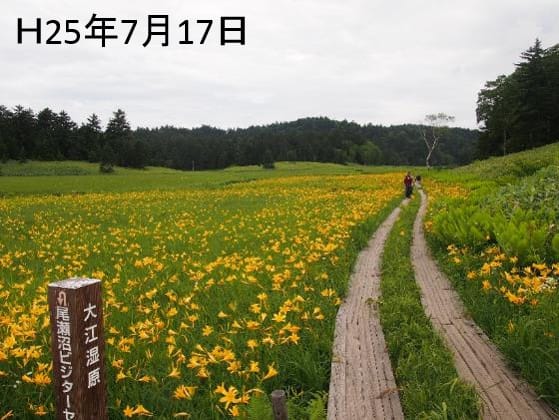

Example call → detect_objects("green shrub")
99 162 114 173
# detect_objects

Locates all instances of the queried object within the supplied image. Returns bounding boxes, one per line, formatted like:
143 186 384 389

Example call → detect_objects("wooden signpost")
271 390 288 420
48 278 108 420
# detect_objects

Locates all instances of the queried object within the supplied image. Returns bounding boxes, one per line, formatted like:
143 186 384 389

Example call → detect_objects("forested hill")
135 120 478 170
0 106 479 170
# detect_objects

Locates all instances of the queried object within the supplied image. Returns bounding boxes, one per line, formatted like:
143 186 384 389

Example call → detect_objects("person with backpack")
404 172 414 198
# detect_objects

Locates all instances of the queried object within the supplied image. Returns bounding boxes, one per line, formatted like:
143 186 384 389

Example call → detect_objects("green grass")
379 195 480 419
453 141 559 180
0 160 183 176
422 141 559 197
0 160 99 176
0 160 416 196
225 161 419 175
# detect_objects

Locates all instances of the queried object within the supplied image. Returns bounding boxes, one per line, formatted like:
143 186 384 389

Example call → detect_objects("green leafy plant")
432 166 559 263
432 205 493 249
246 394 273 420
492 209 548 263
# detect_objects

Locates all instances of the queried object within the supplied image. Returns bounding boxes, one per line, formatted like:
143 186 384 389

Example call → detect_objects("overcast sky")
1 1 558 130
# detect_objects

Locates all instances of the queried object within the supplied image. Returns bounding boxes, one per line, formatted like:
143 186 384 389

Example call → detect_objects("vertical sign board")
48 278 108 420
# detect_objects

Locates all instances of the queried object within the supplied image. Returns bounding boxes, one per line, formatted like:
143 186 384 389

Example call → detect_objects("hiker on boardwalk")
404 172 414 198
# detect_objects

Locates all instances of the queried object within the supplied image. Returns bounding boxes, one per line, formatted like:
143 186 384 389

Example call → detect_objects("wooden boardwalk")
327 204 404 420
411 190 557 419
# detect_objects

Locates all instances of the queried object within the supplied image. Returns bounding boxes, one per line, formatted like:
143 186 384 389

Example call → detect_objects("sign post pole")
48 278 108 420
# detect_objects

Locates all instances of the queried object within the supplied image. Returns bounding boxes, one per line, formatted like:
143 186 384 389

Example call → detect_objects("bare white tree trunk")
421 113 454 168
421 125 440 169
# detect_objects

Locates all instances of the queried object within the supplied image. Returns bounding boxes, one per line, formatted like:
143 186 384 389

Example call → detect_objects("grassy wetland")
1 148 558 418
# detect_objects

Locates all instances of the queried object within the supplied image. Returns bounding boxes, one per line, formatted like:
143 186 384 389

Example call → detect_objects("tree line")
0 106 478 170
477 39 559 157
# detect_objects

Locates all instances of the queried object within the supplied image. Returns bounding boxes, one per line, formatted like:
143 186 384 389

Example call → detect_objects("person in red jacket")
404 172 414 198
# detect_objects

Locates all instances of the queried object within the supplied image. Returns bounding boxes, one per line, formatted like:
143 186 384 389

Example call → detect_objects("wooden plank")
327 205 404 420
411 190 556 419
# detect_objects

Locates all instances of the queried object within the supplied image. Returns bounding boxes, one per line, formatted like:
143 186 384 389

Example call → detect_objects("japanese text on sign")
83 302 101 389
55 291 76 420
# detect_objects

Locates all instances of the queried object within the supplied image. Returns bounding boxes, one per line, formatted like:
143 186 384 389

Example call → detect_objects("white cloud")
1 0 558 129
